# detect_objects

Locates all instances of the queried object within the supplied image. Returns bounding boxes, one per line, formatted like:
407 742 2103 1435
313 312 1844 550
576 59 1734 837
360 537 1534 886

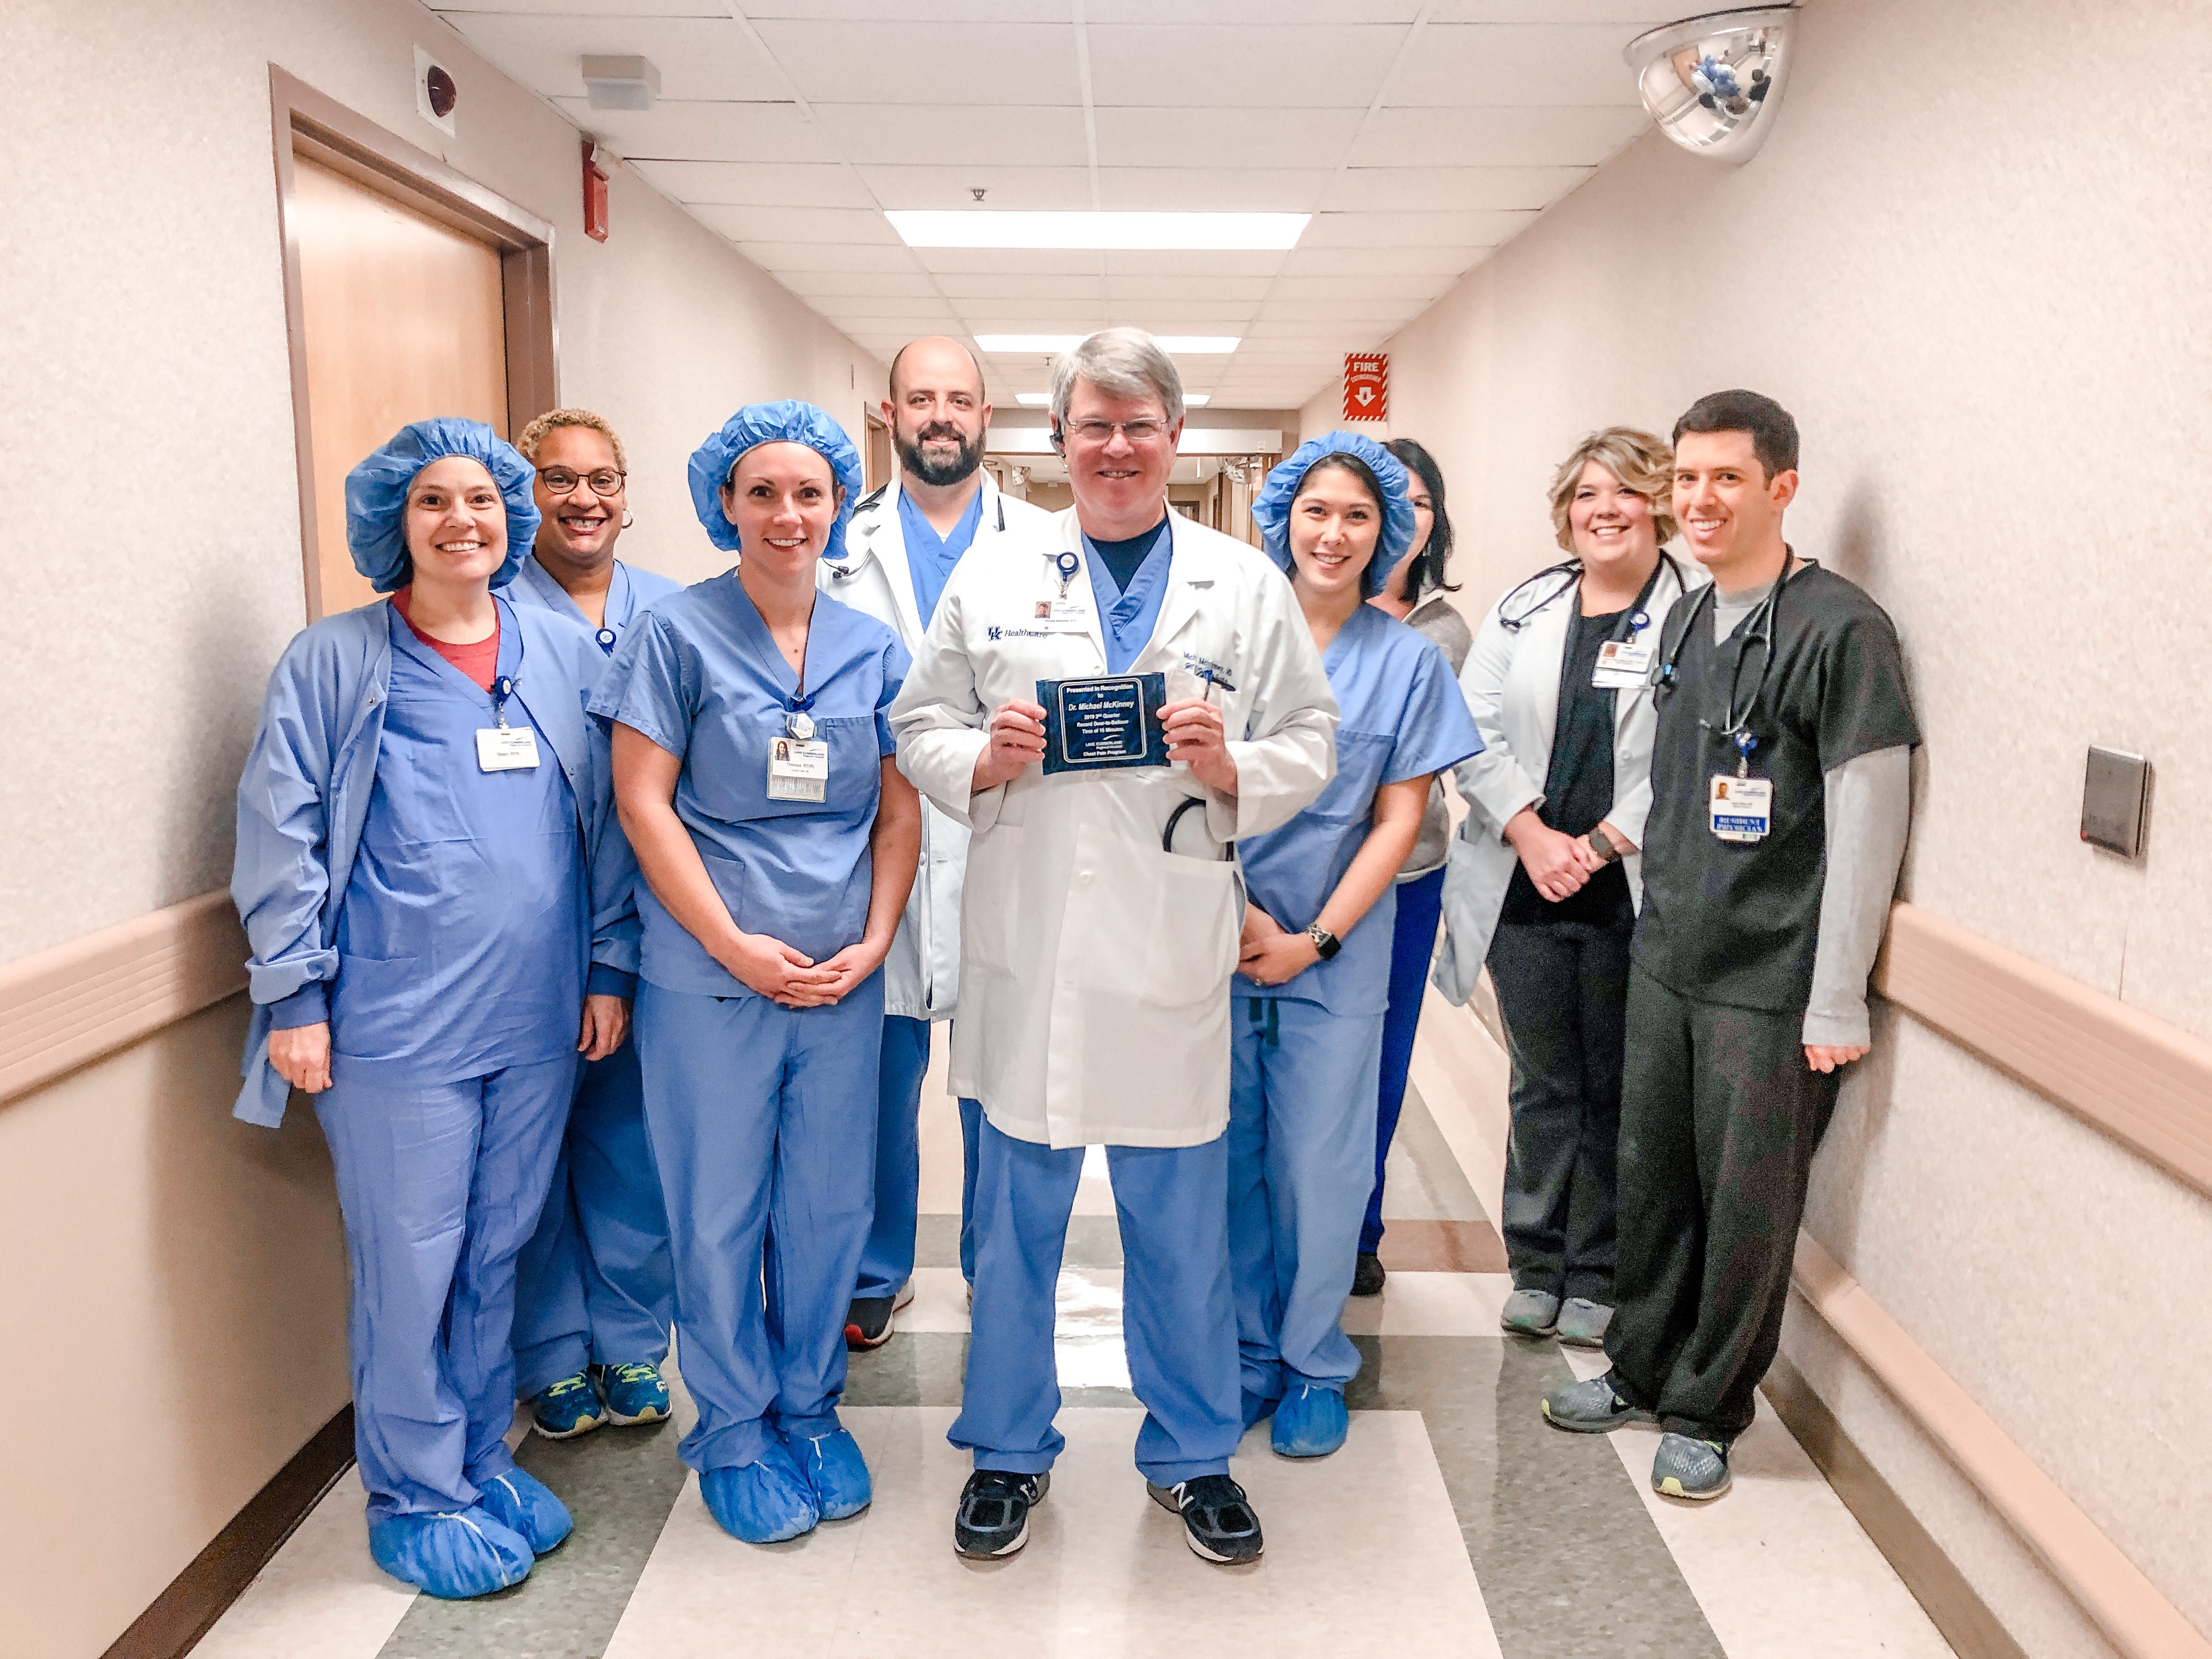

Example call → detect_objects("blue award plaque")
1037 673 1170 774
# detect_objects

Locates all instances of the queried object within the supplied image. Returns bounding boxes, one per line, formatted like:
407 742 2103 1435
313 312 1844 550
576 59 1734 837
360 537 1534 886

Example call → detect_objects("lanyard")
1656 557 1808 770
488 594 526 729
1052 549 1080 597
591 564 630 656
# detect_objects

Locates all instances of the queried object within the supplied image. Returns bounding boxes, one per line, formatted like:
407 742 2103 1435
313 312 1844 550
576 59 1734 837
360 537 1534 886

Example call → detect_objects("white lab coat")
890 508 1338 1150
1432 552 1706 1004
820 472 1053 1020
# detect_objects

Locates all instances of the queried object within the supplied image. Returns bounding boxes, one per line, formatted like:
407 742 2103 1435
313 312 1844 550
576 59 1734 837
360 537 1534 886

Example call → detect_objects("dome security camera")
1623 7 1798 163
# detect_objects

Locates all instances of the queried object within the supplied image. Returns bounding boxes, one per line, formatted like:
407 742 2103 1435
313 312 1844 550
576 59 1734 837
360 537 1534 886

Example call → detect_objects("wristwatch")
1306 924 1341 961
1587 826 1626 864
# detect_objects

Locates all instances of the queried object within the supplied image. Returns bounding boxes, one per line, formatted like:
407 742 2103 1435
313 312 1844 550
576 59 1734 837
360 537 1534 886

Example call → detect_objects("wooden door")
292 155 508 616
865 414 893 493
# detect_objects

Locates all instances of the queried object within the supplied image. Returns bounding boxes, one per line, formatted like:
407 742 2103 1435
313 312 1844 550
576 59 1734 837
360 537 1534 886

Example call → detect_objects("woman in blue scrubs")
1231 433 1483 1459
595 401 922 1545
231 419 639 1600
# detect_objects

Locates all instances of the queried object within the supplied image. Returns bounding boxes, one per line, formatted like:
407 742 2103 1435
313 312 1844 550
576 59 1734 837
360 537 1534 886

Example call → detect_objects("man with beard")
820 336 1053 1348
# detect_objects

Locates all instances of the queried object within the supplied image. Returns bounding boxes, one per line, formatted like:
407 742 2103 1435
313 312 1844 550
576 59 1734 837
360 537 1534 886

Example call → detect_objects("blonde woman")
1435 427 1703 1348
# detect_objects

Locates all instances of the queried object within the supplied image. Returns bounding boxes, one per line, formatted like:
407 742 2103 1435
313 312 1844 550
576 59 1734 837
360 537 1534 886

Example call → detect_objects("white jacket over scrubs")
890 509 1338 1150
818 472 1052 1020
1433 552 1706 1004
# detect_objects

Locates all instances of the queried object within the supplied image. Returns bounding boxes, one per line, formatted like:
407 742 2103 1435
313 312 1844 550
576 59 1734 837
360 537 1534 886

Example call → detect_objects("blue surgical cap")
1250 431 1418 594
686 399 865 561
343 418 540 594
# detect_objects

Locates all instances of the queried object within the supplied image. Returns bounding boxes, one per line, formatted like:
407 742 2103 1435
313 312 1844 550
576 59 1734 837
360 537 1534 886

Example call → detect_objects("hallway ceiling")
431 2 1673 410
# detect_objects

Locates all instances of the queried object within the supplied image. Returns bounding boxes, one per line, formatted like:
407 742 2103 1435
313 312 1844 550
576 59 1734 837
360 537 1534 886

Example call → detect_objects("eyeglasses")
536 465 627 495
1064 418 1172 447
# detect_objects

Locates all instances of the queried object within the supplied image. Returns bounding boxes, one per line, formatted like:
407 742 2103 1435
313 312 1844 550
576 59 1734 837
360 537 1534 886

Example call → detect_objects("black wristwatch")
1587 826 1626 864
1306 924 1341 961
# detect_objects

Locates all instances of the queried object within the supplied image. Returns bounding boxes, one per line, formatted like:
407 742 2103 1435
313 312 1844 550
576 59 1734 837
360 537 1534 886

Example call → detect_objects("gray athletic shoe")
1499 1288 1561 1336
1539 1373 1655 1434
1651 1432 1732 1500
1554 1297 1613 1348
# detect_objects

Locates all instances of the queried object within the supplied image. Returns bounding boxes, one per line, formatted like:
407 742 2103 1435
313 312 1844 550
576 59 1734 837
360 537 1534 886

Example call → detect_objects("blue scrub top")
1237 603 1483 1015
898 487 984 629
591 574 911 997
509 554 682 656
329 604 586 1079
1085 518 1176 675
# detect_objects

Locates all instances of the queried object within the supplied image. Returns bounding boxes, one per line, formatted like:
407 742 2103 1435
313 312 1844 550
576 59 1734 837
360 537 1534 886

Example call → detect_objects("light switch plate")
2080 746 2149 857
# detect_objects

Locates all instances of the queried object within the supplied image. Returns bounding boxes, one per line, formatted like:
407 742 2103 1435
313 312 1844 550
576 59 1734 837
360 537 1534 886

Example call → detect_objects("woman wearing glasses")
509 409 684 1446
1435 427 1702 1348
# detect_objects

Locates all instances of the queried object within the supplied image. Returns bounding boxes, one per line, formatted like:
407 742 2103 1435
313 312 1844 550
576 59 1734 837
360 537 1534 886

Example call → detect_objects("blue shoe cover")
1241 1389 1281 1431
477 1466 573 1555
785 1424 872 1520
700 1444 820 1543
368 1508 533 1599
1270 1383 1349 1458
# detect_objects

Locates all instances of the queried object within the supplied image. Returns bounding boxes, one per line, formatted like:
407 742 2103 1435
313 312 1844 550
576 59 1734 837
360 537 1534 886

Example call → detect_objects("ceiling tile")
1352 103 1650 166
430 0 726 15
690 205 901 244
1299 208 1538 246
1087 25 1408 110
755 20 1079 105
1092 106 1361 171
949 299 1118 324
1088 0 1418 19
1093 168 1332 213
1323 164 1594 212
629 160 873 208
854 164 1093 210
1257 300 1425 324
817 313 965 337
1425 1 1678 22
1101 250 1287 276
775 269 947 298
1279 244 1490 276
441 13 776 101
1103 274 1274 301
913 247 1103 275
815 104 1091 167
1243 317 1406 340
737 241 930 273
935 272 1105 299
810 294 960 318
1266 273 1452 300
550 98 836 165
1383 23 1645 108
744 0 1071 18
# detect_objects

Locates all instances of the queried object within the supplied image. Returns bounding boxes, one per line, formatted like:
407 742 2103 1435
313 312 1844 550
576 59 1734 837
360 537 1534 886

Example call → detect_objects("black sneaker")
1350 1252 1386 1296
1146 1474 1264 1564
953 1469 1048 1559
845 1296 896 1350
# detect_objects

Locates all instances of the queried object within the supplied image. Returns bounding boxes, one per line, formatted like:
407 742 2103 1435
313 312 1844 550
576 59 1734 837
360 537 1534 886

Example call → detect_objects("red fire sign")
1343 353 1387 422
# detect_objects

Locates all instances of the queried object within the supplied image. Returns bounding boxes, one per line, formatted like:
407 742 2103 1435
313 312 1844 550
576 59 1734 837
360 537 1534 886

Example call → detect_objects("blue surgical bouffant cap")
343 417 540 594
1250 431 1418 593
686 399 865 561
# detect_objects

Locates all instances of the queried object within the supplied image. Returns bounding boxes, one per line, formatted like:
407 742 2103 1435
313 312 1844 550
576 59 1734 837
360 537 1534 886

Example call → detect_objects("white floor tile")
1338 1270 1515 1336
191 1469 417 1659
601 1407 1500 1659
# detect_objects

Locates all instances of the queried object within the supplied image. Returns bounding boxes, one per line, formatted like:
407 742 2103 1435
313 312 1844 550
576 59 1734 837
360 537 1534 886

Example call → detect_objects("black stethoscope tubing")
1654 557 1812 748
1497 550 1684 640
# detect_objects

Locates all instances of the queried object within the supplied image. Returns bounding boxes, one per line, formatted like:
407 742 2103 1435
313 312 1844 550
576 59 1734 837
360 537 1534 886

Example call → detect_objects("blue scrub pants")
950 1111 1242 1486
854 1015 933 1301
512 1040 676 1396
314 1052 579 1521
1228 996 1386 1403
957 1093 983 1283
1363 867 1446 1254
635 977 883 1473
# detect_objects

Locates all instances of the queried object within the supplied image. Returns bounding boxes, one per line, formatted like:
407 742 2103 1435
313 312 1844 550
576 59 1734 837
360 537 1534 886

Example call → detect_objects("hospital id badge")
1708 774 1773 843
767 737 830 803
476 725 541 771
1032 596 1092 632
1592 638 1655 689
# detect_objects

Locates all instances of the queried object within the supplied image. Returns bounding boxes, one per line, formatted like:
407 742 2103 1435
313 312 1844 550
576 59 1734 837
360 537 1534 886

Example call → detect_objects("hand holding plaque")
1037 674 1171 774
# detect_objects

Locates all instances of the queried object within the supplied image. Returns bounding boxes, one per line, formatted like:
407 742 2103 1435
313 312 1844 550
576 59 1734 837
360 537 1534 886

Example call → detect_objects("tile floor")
195 991 1956 1659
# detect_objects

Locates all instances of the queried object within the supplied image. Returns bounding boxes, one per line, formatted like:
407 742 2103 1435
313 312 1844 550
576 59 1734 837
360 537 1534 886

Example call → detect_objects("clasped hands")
1503 808 1624 904
717 930 889 1011
971 697 1237 795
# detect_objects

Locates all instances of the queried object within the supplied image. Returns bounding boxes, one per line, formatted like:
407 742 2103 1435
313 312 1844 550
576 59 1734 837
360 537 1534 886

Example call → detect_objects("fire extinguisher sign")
1343 353 1388 422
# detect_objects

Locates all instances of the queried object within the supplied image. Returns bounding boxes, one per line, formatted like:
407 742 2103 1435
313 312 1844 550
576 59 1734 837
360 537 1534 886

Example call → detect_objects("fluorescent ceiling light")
888 211 1307 251
1013 392 1210 406
975 335 1240 354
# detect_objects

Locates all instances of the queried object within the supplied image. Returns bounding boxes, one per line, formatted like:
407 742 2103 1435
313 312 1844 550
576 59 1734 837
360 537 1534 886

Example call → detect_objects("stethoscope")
1161 667 1238 858
1654 557 1811 772
823 493 1008 584
1498 550 1684 645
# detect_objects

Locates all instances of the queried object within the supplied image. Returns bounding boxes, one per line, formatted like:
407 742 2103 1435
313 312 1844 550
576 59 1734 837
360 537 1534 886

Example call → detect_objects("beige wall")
4 2 886 1651
1353 0 2212 1646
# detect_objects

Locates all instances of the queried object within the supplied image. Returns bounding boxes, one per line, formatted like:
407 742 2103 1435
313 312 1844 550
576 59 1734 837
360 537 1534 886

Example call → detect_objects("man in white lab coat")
820 337 1053 1350
891 329 1337 1566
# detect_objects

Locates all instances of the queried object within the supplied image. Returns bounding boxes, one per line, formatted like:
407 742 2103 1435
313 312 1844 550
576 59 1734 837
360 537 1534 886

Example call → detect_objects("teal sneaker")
1540 1373 1655 1433
1652 1432 1732 1500
529 1373 603 1440
594 1361 671 1426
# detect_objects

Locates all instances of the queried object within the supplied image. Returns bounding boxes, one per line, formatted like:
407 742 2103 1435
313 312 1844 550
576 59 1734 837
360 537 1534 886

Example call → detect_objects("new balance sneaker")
1540 1373 1656 1433
1554 1298 1614 1349
1350 1252 1386 1297
954 1469 1049 1560
1499 1288 1561 1337
1147 1474 1265 1564
1651 1432 1732 1500
594 1361 670 1425
528 1373 603 1440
